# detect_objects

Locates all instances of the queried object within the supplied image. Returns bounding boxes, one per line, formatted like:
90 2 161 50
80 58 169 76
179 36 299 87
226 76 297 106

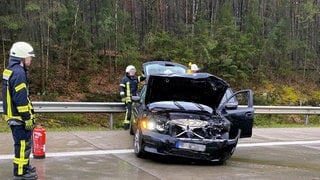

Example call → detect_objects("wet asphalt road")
0 128 320 180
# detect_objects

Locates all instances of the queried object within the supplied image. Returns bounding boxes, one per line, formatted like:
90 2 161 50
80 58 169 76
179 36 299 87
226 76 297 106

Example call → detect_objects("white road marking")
46 149 134 157
0 149 133 160
1 140 320 160
237 140 320 147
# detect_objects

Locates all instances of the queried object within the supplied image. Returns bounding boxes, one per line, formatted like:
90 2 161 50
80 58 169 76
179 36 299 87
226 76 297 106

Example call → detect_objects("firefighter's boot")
123 120 130 130
13 171 38 180
27 165 36 173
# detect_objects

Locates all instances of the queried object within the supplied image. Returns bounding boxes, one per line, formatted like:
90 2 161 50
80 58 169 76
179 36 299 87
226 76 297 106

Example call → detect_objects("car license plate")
176 142 206 152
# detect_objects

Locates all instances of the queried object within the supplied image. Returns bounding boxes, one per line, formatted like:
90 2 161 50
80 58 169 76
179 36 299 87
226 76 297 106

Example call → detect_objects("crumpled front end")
139 114 240 162
141 129 240 162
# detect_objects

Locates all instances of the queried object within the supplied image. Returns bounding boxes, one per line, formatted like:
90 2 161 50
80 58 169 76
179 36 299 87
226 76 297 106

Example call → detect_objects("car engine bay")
150 112 231 140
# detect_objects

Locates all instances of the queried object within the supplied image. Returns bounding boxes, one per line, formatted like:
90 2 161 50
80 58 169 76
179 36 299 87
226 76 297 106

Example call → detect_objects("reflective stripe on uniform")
17 105 29 113
120 83 126 96
13 140 29 175
4 69 13 118
123 119 130 124
3 115 23 121
5 102 33 121
3 69 13 80
126 82 131 97
6 86 12 118
15 83 26 92
125 81 132 103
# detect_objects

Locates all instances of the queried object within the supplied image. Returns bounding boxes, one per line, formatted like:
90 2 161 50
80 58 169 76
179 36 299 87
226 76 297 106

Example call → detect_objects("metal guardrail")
253 105 320 125
253 105 320 115
32 102 126 129
0 101 126 129
31 101 126 113
2 102 320 114
30 102 320 115
1 102 319 127
245 105 320 125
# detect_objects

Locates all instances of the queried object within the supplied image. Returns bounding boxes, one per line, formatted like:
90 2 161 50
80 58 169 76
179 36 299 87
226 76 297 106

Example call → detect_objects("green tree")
204 1 255 86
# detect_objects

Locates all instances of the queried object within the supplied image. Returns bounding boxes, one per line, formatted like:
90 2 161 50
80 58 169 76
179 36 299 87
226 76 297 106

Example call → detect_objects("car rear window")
145 64 186 76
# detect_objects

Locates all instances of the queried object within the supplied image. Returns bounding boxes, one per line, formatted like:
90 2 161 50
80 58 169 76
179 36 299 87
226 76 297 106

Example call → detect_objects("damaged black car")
129 61 254 164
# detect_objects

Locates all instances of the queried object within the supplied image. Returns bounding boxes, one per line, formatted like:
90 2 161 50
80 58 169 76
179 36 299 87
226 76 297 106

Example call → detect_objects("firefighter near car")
33 126 46 159
187 62 200 74
119 65 146 130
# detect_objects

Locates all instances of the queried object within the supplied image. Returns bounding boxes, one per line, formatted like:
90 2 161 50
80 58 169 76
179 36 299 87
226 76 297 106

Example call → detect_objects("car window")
145 64 187 76
220 88 238 105
139 85 147 103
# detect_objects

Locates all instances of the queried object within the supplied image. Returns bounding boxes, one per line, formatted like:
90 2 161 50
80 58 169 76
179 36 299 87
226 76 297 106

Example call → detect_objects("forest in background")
1 0 320 107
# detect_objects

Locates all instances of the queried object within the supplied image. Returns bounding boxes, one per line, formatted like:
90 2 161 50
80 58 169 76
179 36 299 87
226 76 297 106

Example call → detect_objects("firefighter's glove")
25 119 35 130
31 113 36 120
122 97 131 103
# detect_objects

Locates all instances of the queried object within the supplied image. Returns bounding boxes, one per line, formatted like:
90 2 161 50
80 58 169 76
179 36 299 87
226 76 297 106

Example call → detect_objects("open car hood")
145 73 229 110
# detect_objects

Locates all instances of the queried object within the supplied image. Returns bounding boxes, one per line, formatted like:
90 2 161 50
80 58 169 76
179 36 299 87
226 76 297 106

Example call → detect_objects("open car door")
218 89 254 138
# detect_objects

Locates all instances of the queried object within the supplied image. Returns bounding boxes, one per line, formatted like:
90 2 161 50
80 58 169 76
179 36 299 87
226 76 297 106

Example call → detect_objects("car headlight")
155 123 165 132
141 117 156 130
140 117 166 132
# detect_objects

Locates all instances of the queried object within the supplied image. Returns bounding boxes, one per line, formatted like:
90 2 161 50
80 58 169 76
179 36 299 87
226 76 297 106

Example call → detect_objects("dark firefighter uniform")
119 70 145 129
2 56 35 177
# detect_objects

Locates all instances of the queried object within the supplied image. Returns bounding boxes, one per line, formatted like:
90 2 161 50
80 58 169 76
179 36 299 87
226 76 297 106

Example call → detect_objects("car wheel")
134 128 145 158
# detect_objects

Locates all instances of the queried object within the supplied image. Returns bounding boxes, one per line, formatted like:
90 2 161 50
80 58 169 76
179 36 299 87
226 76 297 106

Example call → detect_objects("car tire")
134 128 145 158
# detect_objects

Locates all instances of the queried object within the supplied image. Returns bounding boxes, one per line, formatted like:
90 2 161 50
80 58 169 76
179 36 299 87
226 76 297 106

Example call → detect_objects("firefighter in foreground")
2 42 37 180
119 65 145 130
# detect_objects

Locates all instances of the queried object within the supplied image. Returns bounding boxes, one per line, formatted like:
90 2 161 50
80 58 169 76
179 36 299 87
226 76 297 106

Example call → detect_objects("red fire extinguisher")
33 126 46 159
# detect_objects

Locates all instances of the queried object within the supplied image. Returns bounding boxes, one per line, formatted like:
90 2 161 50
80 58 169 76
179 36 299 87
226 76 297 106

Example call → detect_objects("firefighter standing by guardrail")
119 65 145 130
2 42 38 180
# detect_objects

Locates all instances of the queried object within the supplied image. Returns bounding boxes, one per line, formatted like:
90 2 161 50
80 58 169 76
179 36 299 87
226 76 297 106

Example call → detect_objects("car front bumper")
141 129 240 162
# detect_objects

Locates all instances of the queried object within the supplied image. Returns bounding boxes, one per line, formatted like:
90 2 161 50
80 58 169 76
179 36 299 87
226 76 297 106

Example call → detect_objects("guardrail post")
109 113 113 130
304 115 309 125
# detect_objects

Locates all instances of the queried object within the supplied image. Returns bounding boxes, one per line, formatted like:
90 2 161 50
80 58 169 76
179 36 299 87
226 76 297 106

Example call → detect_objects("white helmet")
190 64 199 71
125 65 136 73
10 41 35 58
